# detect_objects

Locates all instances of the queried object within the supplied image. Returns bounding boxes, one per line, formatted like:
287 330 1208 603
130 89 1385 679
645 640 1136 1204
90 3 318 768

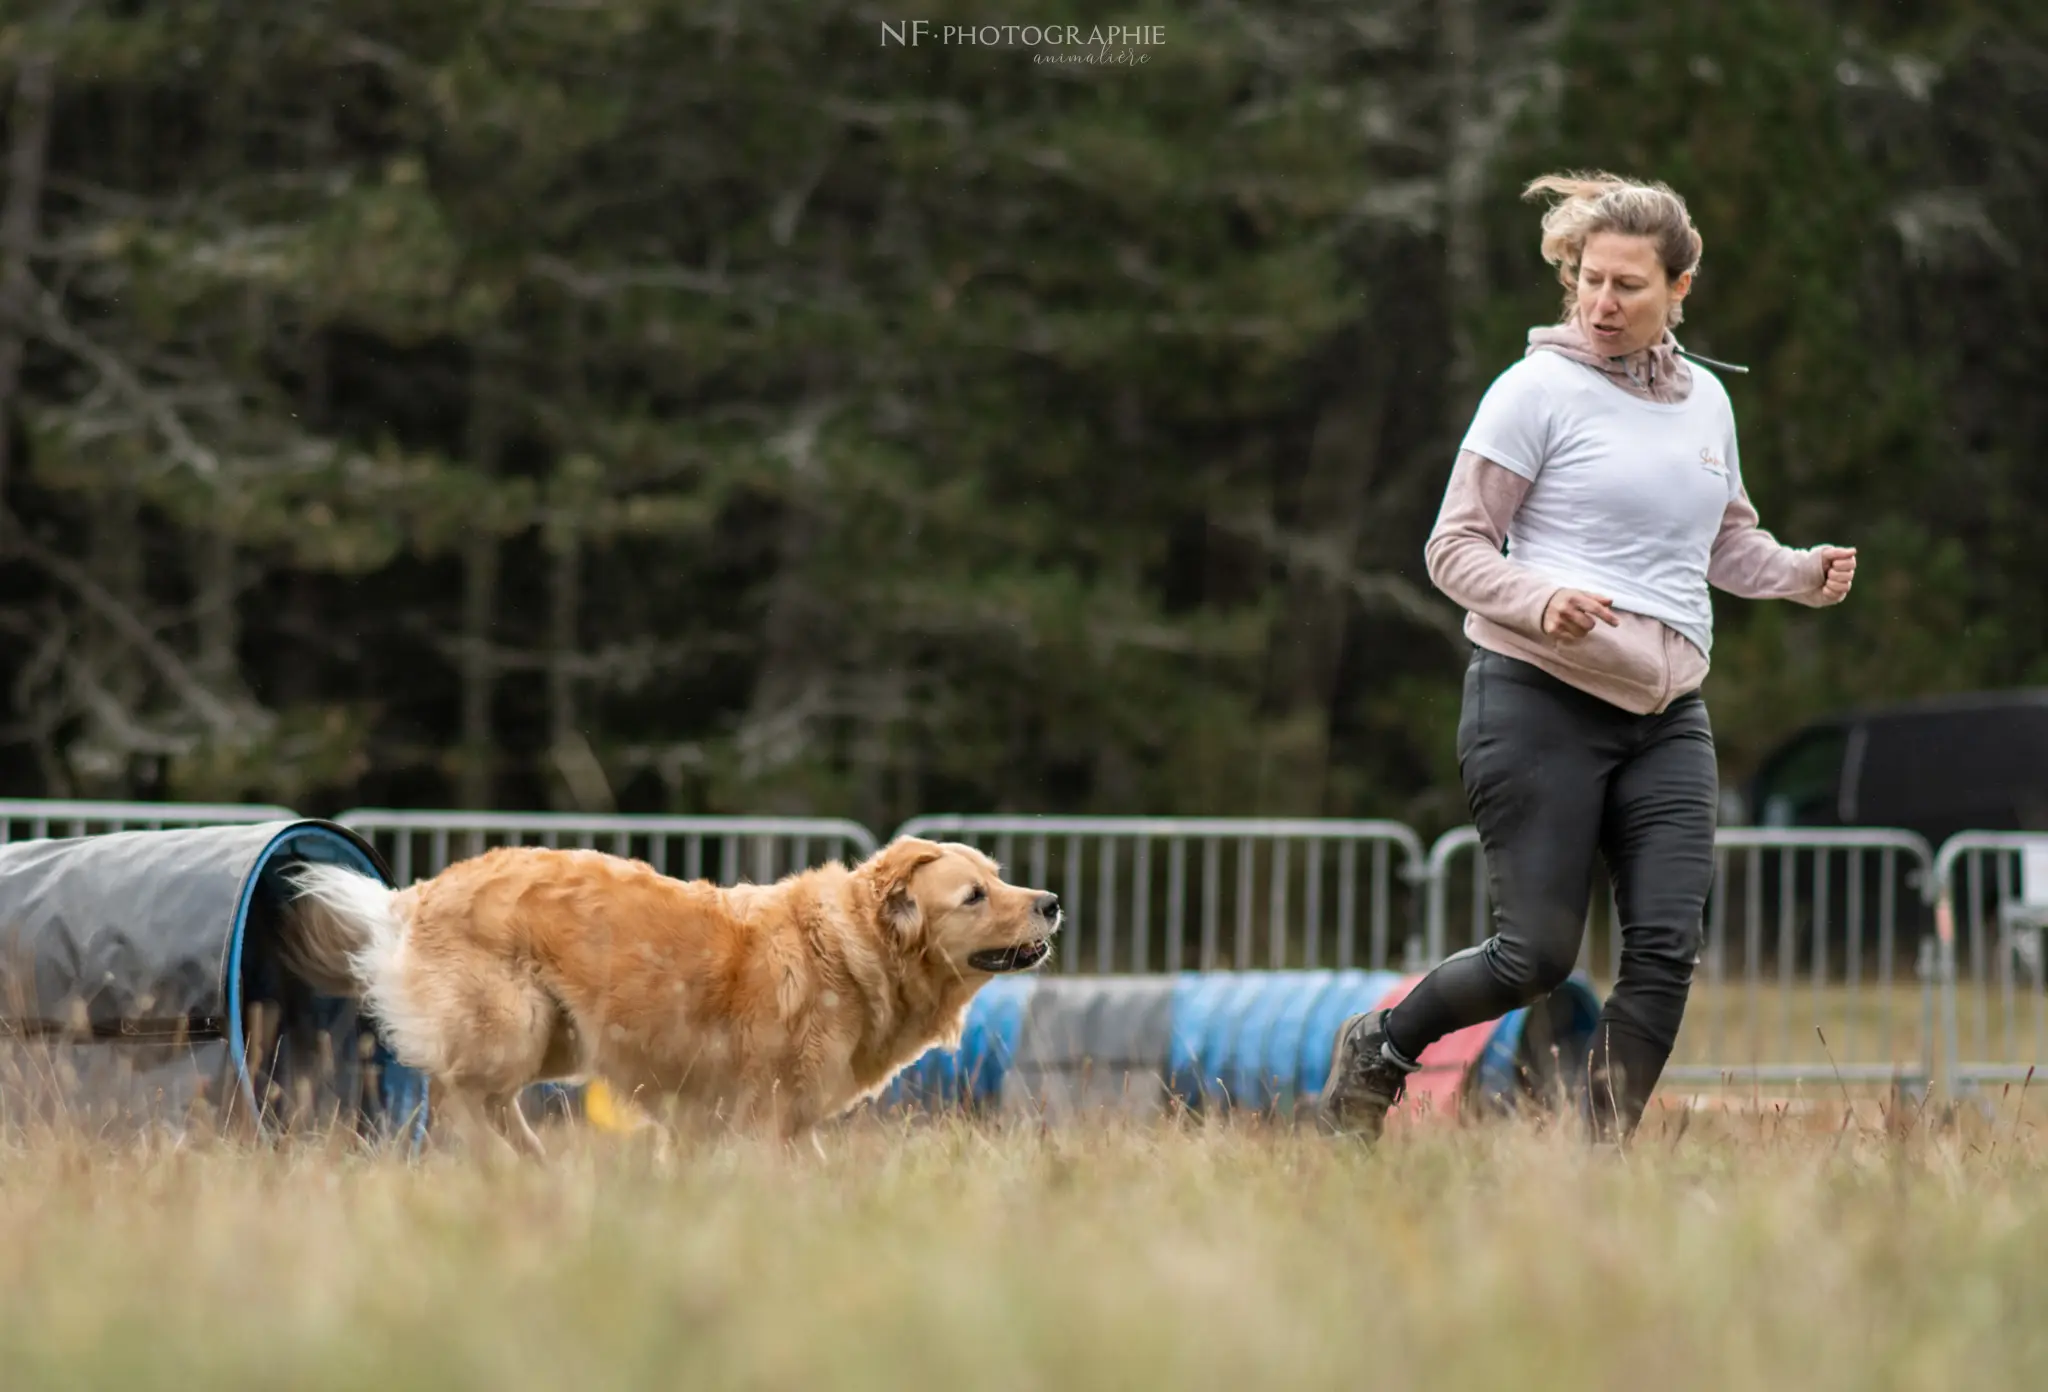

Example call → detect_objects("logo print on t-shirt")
1698 447 1725 474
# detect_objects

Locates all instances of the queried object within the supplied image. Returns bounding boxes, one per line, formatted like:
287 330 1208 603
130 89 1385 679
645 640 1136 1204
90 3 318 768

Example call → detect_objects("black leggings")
1386 647 1718 1139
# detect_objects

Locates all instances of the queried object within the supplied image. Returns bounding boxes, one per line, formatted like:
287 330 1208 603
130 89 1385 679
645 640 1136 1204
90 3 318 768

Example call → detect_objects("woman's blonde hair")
1522 171 1704 326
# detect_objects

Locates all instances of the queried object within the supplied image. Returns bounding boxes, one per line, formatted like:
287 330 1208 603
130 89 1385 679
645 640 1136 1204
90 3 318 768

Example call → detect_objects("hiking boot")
1316 1009 1413 1142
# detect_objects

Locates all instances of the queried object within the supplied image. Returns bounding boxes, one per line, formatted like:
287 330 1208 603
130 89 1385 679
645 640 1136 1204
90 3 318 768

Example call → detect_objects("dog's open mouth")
968 939 1052 973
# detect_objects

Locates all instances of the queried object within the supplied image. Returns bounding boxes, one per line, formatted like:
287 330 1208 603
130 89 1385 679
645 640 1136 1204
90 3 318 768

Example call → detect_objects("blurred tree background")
0 0 2041 836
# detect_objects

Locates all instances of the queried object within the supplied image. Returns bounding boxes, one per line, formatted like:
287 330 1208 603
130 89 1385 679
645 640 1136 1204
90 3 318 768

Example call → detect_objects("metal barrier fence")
0 798 296 842
893 816 1430 975
11 797 2047 1101
1427 824 1940 1090
1932 833 2048 1094
333 809 878 887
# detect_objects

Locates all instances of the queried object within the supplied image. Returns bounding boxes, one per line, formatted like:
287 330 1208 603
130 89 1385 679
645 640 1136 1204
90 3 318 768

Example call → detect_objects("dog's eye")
963 885 987 906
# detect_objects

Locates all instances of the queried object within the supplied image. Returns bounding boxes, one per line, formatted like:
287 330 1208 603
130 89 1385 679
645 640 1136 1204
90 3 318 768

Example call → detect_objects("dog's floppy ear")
866 837 945 936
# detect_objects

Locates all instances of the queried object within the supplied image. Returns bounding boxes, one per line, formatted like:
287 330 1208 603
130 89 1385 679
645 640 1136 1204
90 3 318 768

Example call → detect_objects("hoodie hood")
1525 319 1691 404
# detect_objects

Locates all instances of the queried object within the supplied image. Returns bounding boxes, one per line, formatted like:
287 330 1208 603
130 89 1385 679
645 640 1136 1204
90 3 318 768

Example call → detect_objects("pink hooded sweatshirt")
1425 321 1837 714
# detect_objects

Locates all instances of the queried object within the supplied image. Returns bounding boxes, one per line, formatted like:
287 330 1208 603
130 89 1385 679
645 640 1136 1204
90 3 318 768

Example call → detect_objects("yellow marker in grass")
580 1078 644 1134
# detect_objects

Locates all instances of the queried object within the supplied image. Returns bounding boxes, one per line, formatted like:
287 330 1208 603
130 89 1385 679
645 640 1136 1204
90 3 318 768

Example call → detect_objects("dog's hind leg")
417 966 565 1162
432 1082 484 1155
434 1082 529 1163
485 1090 547 1160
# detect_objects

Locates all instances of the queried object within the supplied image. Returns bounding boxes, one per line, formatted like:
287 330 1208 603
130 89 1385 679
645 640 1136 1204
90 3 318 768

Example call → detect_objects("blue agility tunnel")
0 819 428 1141
1167 968 1408 1112
877 974 1037 1111
1467 972 1605 1113
877 968 1605 1125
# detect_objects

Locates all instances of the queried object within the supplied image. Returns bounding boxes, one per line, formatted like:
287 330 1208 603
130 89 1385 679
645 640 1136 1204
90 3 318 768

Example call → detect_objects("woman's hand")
1541 588 1619 640
1816 545 1856 603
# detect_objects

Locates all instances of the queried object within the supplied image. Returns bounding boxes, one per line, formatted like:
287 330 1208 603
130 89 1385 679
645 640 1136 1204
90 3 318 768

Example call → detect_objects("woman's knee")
1488 925 1582 1000
1616 921 1703 991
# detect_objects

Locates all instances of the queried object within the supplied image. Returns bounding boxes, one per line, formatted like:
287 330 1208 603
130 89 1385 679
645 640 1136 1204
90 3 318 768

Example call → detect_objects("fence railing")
7 798 2046 1102
1427 823 1940 1090
1932 833 2048 1094
894 816 1430 975
0 799 297 843
1674 828 1937 1091
332 809 878 887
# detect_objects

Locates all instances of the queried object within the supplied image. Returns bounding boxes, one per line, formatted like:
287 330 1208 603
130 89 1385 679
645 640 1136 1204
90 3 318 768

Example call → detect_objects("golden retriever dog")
277 836 1059 1156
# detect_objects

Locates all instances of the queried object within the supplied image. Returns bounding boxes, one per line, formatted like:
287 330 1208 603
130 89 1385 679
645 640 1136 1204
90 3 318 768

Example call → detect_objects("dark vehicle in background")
1729 688 2048 850
1714 690 2048 989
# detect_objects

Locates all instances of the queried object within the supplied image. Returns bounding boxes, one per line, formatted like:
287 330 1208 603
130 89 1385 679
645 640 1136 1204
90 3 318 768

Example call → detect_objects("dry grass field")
1 1094 2046 1392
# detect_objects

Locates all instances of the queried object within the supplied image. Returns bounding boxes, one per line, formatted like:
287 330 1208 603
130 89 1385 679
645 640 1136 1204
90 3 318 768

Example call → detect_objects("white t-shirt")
1459 350 1741 657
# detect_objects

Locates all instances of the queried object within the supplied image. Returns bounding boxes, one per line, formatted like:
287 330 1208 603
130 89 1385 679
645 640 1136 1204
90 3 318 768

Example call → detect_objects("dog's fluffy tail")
277 862 407 1001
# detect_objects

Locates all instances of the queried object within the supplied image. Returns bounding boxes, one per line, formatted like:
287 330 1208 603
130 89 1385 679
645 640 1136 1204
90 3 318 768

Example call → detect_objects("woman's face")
1574 231 1691 357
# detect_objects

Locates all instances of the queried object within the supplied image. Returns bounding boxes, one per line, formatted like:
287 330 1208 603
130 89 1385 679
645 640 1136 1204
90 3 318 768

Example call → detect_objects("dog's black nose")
1035 892 1061 921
